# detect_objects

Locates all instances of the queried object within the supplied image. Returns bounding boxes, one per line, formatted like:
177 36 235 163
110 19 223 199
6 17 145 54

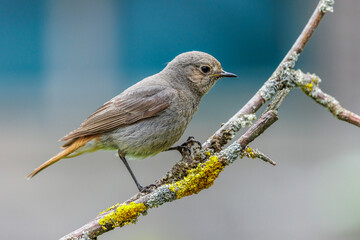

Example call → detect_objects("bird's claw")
166 136 202 157
183 136 202 148
140 183 156 193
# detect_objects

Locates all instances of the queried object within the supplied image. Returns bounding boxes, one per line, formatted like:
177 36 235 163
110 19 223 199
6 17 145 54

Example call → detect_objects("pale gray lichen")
79 232 92 240
311 88 340 113
146 185 177 208
283 52 299 69
293 69 304 86
259 52 299 101
229 114 256 135
294 70 321 87
320 0 335 13
258 77 278 102
331 98 343 116
280 52 299 89
280 69 297 89
219 142 243 164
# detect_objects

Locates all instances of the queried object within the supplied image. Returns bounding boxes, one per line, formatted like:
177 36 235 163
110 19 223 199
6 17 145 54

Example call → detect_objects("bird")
26 51 237 191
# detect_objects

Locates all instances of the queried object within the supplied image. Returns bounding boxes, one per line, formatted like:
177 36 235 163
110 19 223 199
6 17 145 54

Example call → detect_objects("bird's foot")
140 183 156 193
136 184 144 192
183 136 202 148
166 136 202 157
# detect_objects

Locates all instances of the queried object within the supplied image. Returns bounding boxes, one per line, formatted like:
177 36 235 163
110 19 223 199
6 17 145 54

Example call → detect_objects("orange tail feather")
26 136 95 179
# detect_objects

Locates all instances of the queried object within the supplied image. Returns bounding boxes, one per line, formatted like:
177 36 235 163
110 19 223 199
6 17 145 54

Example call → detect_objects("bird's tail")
26 136 96 179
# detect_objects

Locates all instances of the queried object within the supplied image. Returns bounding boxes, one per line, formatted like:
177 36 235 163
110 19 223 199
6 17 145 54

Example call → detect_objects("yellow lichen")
301 82 313 92
98 203 120 215
98 202 147 230
169 155 224 199
301 78 317 93
205 151 211 156
246 147 256 159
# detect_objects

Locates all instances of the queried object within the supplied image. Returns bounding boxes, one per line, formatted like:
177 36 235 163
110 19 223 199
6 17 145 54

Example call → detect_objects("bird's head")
164 51 237 96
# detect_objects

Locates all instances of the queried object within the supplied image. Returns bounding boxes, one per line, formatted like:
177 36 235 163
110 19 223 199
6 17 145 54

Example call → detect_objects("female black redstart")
27 51 237 191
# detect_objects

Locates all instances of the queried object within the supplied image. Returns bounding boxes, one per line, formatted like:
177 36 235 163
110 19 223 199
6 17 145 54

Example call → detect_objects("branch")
60 95 282 240
296 70 360 127
221 89 289 165
202 0 334 152
61 1 336 239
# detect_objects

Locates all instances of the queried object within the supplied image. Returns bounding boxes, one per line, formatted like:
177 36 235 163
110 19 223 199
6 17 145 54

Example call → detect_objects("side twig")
296 70 360 127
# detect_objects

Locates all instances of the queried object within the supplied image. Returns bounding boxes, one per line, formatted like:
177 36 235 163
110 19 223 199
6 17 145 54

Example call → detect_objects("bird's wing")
60 85 177 143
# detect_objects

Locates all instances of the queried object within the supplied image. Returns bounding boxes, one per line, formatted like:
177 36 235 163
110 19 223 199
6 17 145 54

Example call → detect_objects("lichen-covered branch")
296 71 360 127
60 1 338 239
62 87 290 240
220 89 289 165
202 0 334 152
60 139 273 240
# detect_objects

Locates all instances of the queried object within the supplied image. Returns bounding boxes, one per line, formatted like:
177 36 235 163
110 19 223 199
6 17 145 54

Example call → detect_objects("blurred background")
1 0 360 239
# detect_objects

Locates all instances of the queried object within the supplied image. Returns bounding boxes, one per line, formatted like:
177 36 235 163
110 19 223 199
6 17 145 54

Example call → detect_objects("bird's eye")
201 66 211 73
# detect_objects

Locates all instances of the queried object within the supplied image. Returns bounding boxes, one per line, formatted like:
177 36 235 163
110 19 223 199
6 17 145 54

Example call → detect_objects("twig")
220 89 290 165
251 148 276 166
238 110 278 148
60 1 336 239
296 70 360 127
238 89 290 149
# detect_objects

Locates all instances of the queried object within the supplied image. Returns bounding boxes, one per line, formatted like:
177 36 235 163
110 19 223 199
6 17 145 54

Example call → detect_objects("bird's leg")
166 136 202 156
118 151 143 192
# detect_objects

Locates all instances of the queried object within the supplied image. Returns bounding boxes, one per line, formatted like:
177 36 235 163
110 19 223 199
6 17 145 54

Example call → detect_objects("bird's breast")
101 98 197 159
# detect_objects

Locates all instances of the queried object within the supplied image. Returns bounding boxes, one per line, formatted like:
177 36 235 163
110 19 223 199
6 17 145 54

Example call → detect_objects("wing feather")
60 85 176 142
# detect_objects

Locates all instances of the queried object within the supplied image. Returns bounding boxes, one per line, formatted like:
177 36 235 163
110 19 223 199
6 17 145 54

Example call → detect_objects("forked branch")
60 1 360 239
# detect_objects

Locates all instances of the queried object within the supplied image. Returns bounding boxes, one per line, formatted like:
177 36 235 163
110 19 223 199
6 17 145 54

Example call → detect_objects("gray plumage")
27 51 237 187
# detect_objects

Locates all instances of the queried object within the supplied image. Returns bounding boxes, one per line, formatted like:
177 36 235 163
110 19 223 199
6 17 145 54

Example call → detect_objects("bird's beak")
219 70 237 78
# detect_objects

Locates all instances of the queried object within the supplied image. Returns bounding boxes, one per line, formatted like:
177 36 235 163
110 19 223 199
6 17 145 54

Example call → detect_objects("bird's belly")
101 111 192 158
